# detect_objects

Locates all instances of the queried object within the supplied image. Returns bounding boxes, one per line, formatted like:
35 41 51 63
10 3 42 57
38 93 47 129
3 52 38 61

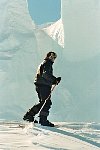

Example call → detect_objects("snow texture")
0 121 100 150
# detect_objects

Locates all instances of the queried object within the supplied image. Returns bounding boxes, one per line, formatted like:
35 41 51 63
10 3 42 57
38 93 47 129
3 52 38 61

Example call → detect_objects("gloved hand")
56 77 61 84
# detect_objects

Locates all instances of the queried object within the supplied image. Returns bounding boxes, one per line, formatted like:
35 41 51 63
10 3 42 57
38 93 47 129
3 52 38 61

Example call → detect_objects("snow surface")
0 121 100 150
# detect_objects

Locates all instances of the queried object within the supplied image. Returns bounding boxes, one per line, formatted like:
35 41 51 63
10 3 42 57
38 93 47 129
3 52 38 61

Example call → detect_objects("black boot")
23 104 40 122
23 112 34 122
39 116 54 127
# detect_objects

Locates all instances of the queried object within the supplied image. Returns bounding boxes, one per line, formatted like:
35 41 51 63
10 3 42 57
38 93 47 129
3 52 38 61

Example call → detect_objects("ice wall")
0 0 38 120
0 0 100 122
61 0 100 121
0 0 63 121
62 0 100 61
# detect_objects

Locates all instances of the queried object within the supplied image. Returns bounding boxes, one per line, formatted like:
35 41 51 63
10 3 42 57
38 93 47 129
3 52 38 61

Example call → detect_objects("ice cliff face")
43 19 64 48
62 0 100 61
0 0 37 120
0 0 63 121
0 0 100 122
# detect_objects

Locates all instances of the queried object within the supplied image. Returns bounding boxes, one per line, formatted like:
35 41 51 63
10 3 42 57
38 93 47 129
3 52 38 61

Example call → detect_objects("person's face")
49 53 57 62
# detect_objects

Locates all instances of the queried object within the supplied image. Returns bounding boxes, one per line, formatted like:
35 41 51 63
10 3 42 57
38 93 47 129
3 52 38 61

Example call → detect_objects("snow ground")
0 121 100 150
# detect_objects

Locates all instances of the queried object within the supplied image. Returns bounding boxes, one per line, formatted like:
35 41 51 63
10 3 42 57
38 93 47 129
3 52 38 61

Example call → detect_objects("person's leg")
23 85 43 122
23 85 54 126
24 85 52 123
38 86 54 127
23 103 43 122
38 85 51 116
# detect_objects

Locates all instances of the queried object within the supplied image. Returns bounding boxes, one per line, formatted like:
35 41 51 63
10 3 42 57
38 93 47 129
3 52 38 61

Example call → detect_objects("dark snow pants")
29 85 52 117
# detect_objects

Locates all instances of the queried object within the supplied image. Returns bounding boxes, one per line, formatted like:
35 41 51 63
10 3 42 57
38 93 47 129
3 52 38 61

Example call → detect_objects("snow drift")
0 121 100 149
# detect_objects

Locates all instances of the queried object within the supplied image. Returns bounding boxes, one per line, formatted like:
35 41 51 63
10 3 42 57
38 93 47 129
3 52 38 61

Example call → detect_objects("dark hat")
45 51 57 59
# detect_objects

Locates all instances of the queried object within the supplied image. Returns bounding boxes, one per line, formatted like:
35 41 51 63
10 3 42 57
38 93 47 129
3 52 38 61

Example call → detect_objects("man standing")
23 52 61 127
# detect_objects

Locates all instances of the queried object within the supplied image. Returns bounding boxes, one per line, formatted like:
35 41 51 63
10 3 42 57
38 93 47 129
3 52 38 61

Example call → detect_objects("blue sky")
27 0 61 25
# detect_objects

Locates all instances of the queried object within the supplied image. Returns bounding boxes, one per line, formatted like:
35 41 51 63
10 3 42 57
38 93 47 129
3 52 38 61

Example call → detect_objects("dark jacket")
34 59 57 87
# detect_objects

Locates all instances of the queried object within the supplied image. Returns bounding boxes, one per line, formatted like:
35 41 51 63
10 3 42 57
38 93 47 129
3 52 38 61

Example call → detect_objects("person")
23 51 61 127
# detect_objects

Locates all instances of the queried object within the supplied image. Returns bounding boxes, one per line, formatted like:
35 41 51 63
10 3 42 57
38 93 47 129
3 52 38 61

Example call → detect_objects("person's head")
45 51 57 62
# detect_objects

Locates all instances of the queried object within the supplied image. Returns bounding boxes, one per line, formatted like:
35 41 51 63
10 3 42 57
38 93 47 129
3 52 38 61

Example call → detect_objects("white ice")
0 121 100 150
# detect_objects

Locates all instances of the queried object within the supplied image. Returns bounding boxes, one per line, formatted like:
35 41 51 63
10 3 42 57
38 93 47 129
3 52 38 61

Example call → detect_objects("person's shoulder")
41 59 51 68
43 59 49 64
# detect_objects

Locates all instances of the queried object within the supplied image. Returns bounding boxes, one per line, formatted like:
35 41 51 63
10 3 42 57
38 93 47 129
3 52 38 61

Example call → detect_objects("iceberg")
0 0 100 123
